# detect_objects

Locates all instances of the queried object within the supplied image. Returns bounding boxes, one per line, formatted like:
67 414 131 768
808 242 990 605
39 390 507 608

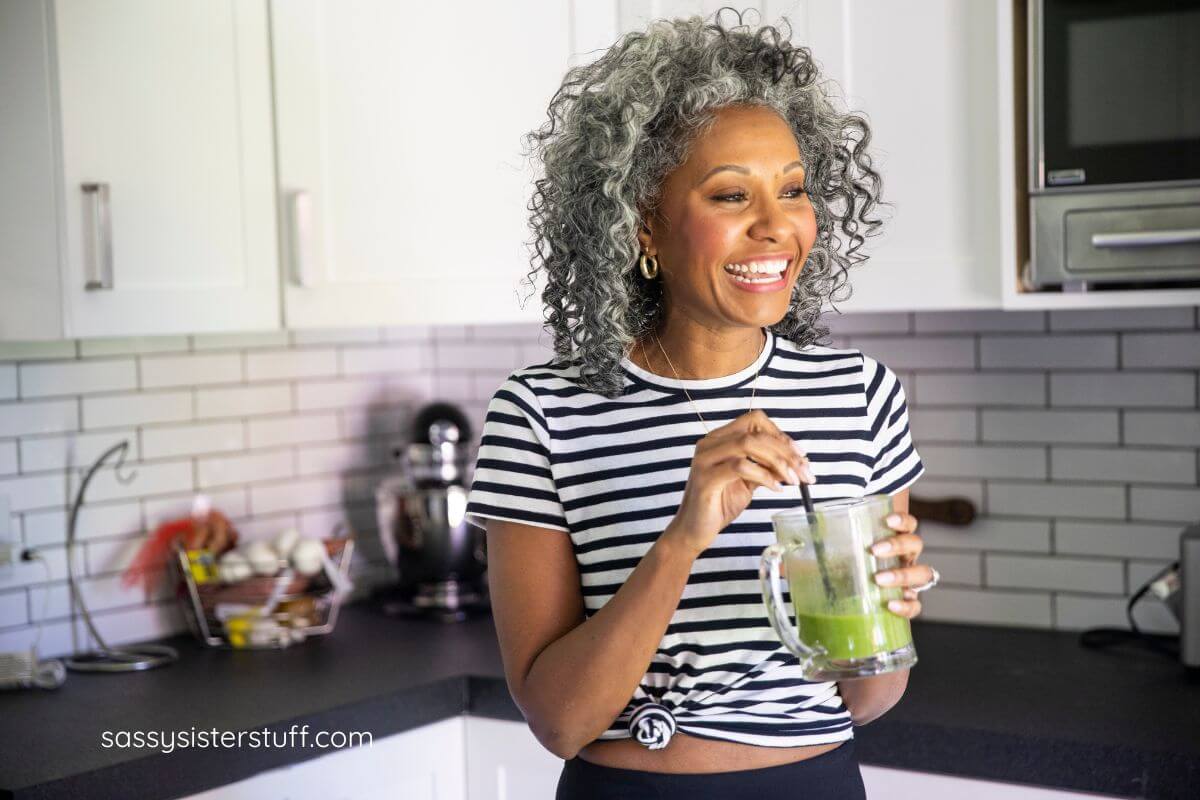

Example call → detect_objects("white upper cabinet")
790 0 1008 312
271 0 573 329
0 0 280 340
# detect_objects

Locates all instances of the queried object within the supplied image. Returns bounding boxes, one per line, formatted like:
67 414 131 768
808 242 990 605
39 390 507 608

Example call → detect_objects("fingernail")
791 441 806 456
875 571 896 585
801 465 816 483
786 467 800 486
872 541 893 556
887 600 903 613
886 514 901 526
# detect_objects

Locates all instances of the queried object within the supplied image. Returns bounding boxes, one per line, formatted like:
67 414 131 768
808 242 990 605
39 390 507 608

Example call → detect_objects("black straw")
799 481 814 514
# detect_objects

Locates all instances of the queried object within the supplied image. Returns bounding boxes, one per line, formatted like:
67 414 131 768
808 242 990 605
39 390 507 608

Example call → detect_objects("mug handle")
760 543 822 671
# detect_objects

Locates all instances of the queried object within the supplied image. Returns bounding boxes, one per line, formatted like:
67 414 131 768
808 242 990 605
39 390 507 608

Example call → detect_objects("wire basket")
172 526 355 649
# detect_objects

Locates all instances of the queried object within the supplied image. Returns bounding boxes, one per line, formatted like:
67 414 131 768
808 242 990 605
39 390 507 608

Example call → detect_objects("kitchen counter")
0 599 1196 800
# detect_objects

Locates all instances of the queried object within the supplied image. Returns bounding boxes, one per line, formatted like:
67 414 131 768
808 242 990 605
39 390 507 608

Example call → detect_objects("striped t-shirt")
464 327 925 748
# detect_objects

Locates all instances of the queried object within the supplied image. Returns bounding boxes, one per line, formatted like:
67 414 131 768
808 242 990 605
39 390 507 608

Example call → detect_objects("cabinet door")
183 717 467 800
793 0 1005 311
465 717 563 800
271 0 572 329
52 0 279 337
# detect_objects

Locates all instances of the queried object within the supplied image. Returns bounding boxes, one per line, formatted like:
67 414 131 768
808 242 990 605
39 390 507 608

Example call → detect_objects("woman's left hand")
869 512 933 619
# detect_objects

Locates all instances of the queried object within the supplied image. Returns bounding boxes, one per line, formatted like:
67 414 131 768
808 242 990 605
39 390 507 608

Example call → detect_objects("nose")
747 194 792 244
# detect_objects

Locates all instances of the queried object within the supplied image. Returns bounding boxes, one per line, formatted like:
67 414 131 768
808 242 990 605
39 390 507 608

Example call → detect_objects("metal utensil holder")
173 530 355 649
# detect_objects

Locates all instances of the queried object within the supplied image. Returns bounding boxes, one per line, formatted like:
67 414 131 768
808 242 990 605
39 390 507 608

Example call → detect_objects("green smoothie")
795 610 911 661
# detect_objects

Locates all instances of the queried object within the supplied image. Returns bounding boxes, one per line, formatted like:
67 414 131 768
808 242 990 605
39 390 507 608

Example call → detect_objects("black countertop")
1 599 1196 800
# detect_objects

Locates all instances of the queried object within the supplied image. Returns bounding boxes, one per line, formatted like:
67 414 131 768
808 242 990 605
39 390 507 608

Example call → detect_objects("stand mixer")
375 402 489 623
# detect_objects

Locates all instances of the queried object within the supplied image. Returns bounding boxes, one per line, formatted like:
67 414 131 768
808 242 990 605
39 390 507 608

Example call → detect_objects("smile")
722 257 790 292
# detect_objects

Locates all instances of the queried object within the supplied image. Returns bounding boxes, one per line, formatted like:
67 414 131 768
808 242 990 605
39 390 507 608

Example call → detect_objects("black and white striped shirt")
465 328 925 748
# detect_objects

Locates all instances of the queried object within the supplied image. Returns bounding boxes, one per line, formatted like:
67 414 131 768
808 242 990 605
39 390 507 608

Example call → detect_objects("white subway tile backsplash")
85 536 146 576
1124 411 1200 447
83 461 194 503
290 328 382 346
981 409 1119 444
1056 521 1183 560
980 334 1116 369
0 441 16 476
342 344 428 376
0 547 66 591
83 391 191 429
1129 486 1200 524
19 359 137 398
0 590 28 627
907 409 977 442
0 341 75 361
196 450 293 489
0 365 16 400
435 342 522 371
0 472 66 513
914 310 1044 333
0 399 79 438
192 331 289 351
196 384 291 418
921 550 982 586
918 587 1053 627
845 336 975 370
79 337 189 358
1 309 1198 645
822 312 911 335
22 500 142 547
986 554 1124 594
918 517 1051 553
987 481 1126 520
1050 446 1196 484
19 429 138 473
1050 372 1195 408
141 352 243 389
34 573 171 621
250 477 342 516
1122 332 1200 368
1127 560 1176 592
1049 306 1196 331
246 349 338 381
920 444 1045 480
141 421 245 460
915 373 1045 407
248 413 340 449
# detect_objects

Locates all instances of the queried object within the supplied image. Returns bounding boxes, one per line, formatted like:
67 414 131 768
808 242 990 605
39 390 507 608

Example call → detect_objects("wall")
2 307 1196 657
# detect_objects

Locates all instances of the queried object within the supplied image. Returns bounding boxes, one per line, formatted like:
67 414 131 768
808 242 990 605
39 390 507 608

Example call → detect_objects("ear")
636 219 654 254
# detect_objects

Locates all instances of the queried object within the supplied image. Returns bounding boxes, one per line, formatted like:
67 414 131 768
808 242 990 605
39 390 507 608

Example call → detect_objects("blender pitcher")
759 495 917 680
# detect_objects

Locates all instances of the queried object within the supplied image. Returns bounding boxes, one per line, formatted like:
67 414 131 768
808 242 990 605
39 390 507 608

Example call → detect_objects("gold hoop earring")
639 253 659 280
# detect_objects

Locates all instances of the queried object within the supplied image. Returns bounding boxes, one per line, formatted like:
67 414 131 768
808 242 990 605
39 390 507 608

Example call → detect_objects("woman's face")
639 104 817 332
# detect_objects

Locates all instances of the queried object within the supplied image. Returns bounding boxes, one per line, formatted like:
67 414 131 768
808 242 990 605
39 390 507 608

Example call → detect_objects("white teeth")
723 258 788 275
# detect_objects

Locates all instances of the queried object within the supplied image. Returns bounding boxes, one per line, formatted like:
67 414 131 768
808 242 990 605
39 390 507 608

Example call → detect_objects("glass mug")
759 495 918 680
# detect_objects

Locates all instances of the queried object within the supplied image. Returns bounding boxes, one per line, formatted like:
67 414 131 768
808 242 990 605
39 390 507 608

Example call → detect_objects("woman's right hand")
664 409 815 557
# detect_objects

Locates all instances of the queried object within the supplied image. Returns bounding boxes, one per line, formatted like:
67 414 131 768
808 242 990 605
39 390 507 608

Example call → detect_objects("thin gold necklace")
643 329 765 433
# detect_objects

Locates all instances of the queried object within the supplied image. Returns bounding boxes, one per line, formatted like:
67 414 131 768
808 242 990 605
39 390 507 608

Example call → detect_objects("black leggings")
555 738 867 800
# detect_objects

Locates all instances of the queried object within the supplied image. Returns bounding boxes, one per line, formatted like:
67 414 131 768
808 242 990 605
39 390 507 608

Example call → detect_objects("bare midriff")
576 731 845 774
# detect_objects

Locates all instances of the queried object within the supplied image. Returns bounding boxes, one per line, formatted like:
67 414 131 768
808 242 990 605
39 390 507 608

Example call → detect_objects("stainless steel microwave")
1027 0 1200 291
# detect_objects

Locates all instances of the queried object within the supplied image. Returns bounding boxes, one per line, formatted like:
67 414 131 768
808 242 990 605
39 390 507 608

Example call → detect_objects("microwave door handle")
1091 229 1200 249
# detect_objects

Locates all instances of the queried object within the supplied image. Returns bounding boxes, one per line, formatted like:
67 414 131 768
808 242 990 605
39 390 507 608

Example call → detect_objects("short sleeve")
464 373 570 533
861 354 925 496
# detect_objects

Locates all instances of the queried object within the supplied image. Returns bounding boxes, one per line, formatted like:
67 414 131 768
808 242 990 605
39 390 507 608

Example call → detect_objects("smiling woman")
465 7 929 800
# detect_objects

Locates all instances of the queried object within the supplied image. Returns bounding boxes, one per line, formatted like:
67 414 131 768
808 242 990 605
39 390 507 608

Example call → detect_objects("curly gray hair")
520 7 888 399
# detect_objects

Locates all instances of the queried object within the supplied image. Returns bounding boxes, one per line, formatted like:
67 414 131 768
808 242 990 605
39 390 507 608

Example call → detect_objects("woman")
464 9 937 799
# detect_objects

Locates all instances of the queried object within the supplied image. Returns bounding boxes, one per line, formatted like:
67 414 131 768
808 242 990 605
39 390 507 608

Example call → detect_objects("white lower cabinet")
181 717 1124 799
183 717 467 800
464 716 564 800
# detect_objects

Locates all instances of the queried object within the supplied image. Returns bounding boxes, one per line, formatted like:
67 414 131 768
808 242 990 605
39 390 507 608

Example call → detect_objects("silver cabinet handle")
289 190 316 288
81 182 113 290
1091 229 1200 249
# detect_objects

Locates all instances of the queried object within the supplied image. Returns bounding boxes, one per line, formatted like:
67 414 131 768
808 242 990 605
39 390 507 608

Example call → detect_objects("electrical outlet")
0 494 14 576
